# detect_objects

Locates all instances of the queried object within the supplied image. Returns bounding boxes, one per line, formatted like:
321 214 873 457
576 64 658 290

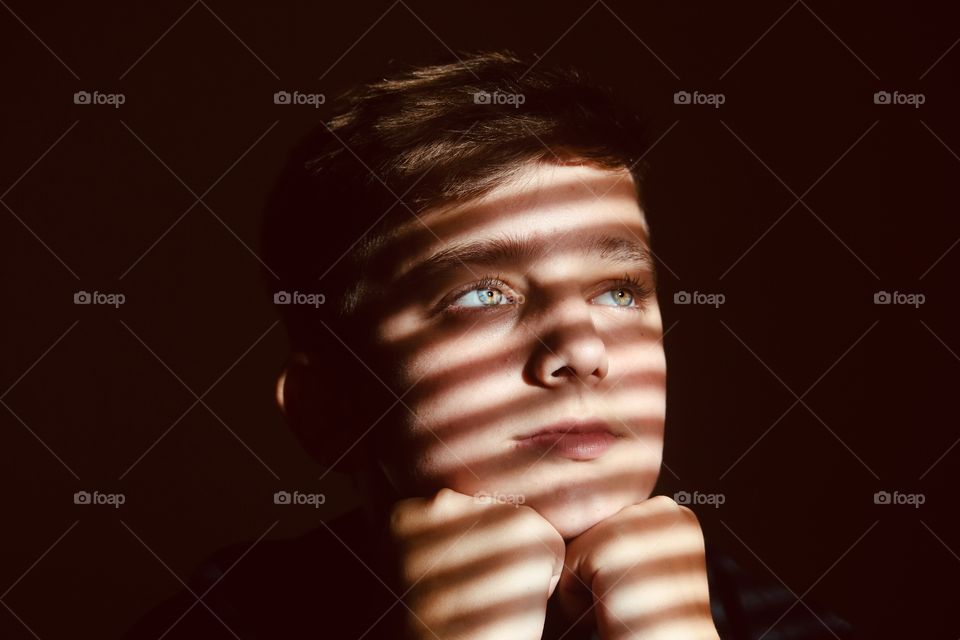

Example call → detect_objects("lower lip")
517 431 617 460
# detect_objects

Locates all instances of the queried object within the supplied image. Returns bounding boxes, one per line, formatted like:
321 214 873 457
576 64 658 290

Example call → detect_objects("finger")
548 571 561 597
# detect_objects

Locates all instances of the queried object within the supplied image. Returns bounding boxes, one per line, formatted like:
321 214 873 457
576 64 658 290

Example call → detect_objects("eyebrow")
398 231 656 286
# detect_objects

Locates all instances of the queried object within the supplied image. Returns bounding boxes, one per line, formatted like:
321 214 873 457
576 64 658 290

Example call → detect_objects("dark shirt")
125 508 853 639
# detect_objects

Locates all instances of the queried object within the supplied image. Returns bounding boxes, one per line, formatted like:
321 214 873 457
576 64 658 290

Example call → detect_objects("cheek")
412 374 526 475
607 346 668 434
377 307 513 385
376 322 530 488
391 313 531 410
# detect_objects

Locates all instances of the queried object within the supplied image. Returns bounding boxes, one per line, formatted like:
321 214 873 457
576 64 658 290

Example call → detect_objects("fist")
388 488 566 640
557 496 720 640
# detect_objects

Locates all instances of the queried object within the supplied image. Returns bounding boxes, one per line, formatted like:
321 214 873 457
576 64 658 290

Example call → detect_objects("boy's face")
365 162 666 539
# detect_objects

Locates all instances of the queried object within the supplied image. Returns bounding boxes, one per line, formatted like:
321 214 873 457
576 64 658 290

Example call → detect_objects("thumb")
549 570 562 597
547 539 565 597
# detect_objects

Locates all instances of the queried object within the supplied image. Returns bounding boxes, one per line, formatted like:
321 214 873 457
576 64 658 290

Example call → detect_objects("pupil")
479 288 501 305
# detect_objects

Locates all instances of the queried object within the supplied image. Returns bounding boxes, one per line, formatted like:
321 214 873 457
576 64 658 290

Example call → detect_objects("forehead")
380 163 650 281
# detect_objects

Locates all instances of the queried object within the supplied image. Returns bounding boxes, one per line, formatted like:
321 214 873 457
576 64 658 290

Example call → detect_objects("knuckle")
516 506 564 552
642 495 702 526
514 503 539 519
388 497 425 536
388 506 410 537
515 504 549 528
676 503 697 520
650 495 678 509
430 487 463 510
433 487 457 501
675 504 705 534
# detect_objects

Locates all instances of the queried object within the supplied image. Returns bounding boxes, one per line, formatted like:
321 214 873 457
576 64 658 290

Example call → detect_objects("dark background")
1 1 957 637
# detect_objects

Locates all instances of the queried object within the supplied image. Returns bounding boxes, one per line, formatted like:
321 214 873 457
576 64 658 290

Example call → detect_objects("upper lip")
516 418 618 441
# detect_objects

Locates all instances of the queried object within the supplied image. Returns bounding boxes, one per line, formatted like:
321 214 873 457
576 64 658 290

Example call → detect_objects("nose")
524 294 609 388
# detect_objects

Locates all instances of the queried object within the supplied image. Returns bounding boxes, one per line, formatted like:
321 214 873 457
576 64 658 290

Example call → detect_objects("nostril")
551 365 576 378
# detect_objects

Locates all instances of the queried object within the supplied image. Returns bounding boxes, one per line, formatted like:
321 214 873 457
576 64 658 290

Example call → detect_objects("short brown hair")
261 50 651 355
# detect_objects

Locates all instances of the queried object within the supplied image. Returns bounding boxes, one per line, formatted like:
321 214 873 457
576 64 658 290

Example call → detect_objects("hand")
388 488 566 640
557 496 720 640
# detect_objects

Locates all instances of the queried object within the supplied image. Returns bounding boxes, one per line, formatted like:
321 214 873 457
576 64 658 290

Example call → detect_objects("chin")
531 494 634 540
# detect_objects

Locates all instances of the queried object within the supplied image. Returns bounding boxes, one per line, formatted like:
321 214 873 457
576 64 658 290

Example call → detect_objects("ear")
275 350 365 471
275 351 310 419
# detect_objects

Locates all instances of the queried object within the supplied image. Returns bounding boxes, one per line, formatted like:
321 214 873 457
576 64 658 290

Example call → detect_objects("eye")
454 285 506 307
593 288 635 307
591 275 653 309
445 275 521 310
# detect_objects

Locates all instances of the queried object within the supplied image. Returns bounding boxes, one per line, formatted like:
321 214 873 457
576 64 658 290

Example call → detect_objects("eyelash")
438 272 654 314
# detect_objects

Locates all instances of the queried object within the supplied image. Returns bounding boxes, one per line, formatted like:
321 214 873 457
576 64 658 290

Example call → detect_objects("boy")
128 51 852 640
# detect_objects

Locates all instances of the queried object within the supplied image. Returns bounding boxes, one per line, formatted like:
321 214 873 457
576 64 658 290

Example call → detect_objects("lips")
515 418 620 460
517 418 617 439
